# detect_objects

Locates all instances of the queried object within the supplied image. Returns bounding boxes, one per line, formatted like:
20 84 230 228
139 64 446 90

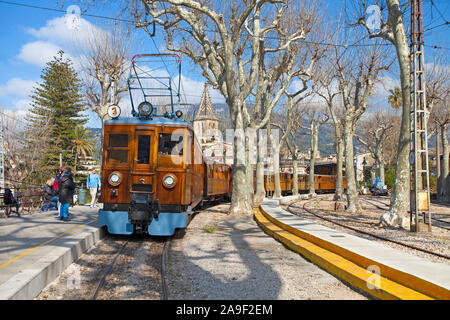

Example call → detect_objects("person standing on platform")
87 169 101 208
53 166 65 212
58 167 75 221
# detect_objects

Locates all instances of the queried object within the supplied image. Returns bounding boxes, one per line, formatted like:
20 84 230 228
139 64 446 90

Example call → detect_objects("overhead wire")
1 0 447 50
429 0 450 29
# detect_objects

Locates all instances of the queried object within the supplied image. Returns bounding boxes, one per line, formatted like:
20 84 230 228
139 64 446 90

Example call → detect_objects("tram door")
131 130 156 194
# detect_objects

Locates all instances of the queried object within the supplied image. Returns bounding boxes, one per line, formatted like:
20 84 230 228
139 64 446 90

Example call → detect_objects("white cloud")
18 41 65 68
12 99 32 112
26 16 105 51
0 78 37 98
373 75 400 97
176 75 225 104
0 99 32 121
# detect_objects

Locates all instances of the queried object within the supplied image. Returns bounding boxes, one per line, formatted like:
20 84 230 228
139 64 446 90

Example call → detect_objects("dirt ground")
37 202 370 300
165 203 368 300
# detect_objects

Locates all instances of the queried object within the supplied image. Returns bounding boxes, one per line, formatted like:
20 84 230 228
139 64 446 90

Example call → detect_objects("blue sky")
0 0 448 128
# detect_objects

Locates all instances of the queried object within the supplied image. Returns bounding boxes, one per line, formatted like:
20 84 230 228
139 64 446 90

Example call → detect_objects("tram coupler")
129 193 160 234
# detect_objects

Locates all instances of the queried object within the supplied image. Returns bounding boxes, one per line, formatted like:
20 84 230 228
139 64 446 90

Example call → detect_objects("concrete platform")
0 206 105 300
256 198 450 300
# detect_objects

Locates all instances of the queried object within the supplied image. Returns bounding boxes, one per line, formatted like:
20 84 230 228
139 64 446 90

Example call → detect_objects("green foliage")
203 226 217 233
387 87 402 111
26 50 87 179
384 164 396 189
429 174 437 193
72 125 94 169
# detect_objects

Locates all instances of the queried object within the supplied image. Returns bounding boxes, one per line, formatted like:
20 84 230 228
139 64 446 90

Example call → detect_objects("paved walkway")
0 205 104 299
256 196 450 300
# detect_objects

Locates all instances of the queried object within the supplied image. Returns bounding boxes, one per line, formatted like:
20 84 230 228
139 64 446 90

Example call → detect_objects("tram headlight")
108 171 122 186
162 174 177 189
138 101 153 117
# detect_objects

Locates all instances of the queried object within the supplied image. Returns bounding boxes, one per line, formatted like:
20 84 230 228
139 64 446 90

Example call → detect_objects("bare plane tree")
430 102 450 202
129 0 323 214
331 36 392 213
1 111 52 186
78 23 131 122
352 0 412 227
356 111 397 184
297 104 329 195
271 94 308 197
312 64 345 200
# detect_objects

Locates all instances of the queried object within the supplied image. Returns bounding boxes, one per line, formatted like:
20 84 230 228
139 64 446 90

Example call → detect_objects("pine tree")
26 50 87 179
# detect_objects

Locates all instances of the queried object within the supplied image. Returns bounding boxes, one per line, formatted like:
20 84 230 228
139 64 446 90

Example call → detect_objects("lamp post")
362 157 367 188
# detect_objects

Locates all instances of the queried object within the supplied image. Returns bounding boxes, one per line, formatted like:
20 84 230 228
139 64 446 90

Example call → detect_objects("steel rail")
361 197 450 232
286 200 450 260
161 239 170 300
90 240 129 300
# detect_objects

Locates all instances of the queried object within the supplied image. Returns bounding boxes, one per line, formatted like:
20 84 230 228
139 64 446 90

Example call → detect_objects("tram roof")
105 116 191 127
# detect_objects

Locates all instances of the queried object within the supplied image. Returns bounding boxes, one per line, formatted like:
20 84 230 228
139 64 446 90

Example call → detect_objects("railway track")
286 200 450 261
360 197 450 232
90 237 170 300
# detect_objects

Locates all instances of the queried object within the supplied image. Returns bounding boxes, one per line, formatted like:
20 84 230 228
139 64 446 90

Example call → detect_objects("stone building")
193 84 220 143
193 84 233 165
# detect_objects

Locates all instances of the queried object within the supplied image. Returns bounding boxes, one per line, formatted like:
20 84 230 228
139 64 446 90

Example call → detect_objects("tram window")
108 150 128 163
109 134 128 147
158 133 184 156
137 135 151 164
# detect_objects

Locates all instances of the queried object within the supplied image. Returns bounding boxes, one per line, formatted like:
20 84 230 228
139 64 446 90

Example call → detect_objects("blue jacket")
87 173 101 188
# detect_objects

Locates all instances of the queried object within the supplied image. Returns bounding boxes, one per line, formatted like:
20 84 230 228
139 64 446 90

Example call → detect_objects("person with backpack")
42 179 58 211
3 187 19 218
87 169 101 208
53 167 64 214
53 167 65 194
58 167 75 221
1 187 6 219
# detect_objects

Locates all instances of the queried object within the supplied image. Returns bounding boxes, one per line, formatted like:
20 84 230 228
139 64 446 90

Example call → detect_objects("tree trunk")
375 145 385 183
309 123 318 195
245 134 254 206
229 112 252 215
254 161 265 203
334 135 345 201
273 138 282 198
382 0 411 228
292 158 299 195
254 129 267 204
343 118 361 213
442 123 449 202
379 158 385 184
436 128 442 200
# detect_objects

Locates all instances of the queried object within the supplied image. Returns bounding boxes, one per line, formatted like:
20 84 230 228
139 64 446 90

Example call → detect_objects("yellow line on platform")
0 219 96 269
254 207 435 300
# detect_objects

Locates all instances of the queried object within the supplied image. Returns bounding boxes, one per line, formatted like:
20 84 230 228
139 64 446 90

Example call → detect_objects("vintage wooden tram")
98 53 345 236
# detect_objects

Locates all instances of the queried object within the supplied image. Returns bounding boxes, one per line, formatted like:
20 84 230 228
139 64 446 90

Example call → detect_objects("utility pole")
410 0 432 232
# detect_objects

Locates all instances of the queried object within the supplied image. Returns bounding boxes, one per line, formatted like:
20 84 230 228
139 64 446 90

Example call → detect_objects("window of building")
158 133 184 156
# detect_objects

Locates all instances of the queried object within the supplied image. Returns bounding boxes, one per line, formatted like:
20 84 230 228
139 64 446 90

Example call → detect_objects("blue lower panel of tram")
99 210 188 236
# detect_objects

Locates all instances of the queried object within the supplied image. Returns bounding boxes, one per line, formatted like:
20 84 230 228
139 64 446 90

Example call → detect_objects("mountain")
87 127 102 161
